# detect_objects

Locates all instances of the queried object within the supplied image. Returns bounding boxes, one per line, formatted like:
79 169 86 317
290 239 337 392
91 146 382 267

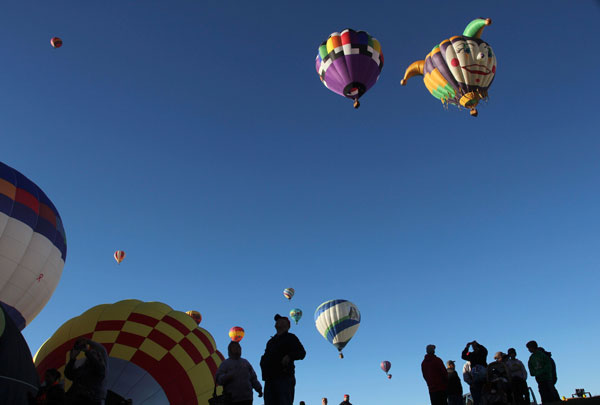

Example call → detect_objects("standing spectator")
260 314 306 405
461 341 488 405
421 344 448 405
29 368 65 405
215 341 263 405
526 341 560 404
340 394 352 405
322 398 328 405
64 338 108 405
446 360 463 405
505 348 529 405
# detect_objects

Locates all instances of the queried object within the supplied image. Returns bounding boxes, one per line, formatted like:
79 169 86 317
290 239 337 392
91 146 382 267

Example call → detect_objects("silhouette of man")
526 341 560 404
421 344 448 405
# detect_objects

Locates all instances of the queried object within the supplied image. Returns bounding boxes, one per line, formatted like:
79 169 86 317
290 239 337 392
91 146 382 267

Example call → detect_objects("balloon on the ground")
229 326 244 342
0 302 39 402
314 299 361 358
316 29 384 108
114 250 126 264
381 360 392 379
401 18 496 117
33 300 224 404
283 288 295 300
290 308 302 325
186 310 202 325
50 37 62 48
0 161 67 330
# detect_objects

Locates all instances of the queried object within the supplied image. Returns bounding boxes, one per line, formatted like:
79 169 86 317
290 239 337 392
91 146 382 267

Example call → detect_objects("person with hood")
64 338 108 405
421 344 448 405
461 341 487 405
446 360 463 405
260 314 306 405
29 369 65 405
526 341 560 404
505 348 529 405
216 341 263 404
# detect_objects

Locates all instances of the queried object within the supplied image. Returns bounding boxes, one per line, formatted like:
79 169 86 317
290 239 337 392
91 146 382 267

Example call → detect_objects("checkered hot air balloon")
316 29 384 108
0 161 67 331
314 299 360 359
33 300 225 404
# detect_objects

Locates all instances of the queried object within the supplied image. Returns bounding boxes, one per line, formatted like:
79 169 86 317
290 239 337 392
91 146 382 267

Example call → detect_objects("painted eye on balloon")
476 52 485 60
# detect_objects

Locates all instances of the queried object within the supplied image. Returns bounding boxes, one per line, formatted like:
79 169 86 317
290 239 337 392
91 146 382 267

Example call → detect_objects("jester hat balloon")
316 29 384 108
314 299 360 358
0 162 67 330
401 18 496 117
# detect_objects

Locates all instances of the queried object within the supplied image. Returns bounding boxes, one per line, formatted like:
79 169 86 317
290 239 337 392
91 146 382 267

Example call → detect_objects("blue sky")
3 0 600 404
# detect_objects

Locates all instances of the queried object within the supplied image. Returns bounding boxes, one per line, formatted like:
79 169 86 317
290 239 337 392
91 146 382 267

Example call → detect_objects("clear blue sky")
3 1 600 404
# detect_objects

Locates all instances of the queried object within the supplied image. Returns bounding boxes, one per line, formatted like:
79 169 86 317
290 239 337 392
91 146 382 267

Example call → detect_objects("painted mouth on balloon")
461 64 491 75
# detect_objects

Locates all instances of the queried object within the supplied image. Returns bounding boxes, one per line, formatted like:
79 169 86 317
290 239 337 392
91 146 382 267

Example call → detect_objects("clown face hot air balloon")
114 250 125 264
33 300 224 404
50 37 62 48
283 288 294 300
381 360 392 379
314 299 360 358
316 29 384 108
186 310 202 325
0 162 67 330
401 18 496 117
290 308 302 325
229 326 244 342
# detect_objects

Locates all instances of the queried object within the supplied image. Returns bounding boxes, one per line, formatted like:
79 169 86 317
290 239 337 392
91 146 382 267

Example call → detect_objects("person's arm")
461 344 471 361
248 363 263 396
64 348 81 381
289 335 306 361
519 360 528 380
528 355 539 377
215 361 230 385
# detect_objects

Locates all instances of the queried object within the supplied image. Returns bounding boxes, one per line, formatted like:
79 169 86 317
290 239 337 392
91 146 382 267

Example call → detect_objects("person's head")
426 344 436 355
322 397 328 404
228 341 242 360
526 340 538 353
493 352 505 362
344 394 350 401
44 368 61 384
447 360 455 370
299 402 306 405
274 314 291 335
471 340 480 349
507 348 516 358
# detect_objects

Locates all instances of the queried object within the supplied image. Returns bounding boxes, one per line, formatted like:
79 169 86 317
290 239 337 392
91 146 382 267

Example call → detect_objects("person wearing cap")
421 344 448 405
339 394 352 405
446 360 463 405
260 314 306 405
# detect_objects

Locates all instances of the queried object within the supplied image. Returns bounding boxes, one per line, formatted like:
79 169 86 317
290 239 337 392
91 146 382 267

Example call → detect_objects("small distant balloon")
186 310 202 325
283 288 295 300
50 37 62 48
114 250 126 264
381 361 392 379
290 308 302 325
229 326 244 342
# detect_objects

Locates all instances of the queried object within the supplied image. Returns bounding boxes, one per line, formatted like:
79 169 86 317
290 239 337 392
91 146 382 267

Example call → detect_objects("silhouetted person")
29 368 65 405
216 341 263 404
446 360 463 405
322 398 328 405
505 348 529 405
340 394 352 405
482 352 512 405
422 344 448 405
260 314 306 405
461 341 488 405
526 341 560 404
64 338 108 405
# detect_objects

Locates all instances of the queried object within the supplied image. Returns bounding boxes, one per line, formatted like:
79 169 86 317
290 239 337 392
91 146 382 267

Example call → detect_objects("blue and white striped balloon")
314 299 360 358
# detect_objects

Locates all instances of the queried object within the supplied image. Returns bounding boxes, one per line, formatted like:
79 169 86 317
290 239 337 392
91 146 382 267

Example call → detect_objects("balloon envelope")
229 326 244 342
283 288 294 300
290 308 302 325
186 310 202 325
0 161 67 330
381 360 391 374
50 37 62 48
314 299 360 356
114 250 126 264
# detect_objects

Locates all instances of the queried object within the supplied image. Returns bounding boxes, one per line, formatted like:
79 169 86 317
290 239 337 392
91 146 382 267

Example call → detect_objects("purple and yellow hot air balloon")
316 29 384 109
401 18 496 117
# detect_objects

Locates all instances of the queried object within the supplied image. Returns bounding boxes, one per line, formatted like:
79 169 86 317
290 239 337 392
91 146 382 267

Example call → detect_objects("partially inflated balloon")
50 37 62 48
186 310 202 325
33 300 224 404
283 288 295 300
314 299 360 358
290 308 302 325
316 29 384 108
229 326 244 342
381 361 392 379
0 162 67 330
114 250 125 264
401 18 496 117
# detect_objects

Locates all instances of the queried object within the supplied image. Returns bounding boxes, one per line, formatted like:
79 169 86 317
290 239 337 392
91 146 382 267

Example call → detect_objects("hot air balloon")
0 161 67 330
401 18 496 117
290 308 302 325
314 299 360 358
33 300 225 404
283 288 295 300
50 37 62 48
186 310 202 325
381 360 392 379
114 250 126 264
229 326 244 342
316 29 384 108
